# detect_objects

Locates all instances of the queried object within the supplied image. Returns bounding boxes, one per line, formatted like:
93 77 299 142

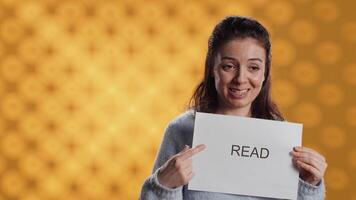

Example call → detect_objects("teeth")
231 88 248 92
230 88 249 96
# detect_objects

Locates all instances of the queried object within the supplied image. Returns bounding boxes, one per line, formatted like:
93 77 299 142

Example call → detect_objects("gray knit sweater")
140 110 325 200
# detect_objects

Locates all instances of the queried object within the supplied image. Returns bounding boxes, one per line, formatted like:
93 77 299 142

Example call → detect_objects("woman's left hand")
291 146 327 186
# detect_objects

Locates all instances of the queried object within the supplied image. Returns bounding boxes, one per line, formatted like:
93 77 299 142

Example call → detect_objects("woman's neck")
215 105 252 117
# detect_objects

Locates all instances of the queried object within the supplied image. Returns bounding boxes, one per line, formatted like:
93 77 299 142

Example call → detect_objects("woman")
140 16 327 200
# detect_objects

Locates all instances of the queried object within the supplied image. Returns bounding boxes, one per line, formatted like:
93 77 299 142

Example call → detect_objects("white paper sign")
188 112 303 200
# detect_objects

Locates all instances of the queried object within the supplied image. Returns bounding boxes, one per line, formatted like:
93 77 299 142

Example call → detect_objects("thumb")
181 145 190 152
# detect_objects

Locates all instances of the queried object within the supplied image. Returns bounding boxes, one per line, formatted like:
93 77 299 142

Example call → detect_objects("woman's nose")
233 68 248 83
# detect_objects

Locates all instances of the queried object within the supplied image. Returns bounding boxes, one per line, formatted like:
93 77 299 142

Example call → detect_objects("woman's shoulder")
167 109 195 129
163 109 196 138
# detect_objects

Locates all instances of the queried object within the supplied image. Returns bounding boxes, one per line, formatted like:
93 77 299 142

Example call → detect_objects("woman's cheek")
250 73 264 87
249 78 260 88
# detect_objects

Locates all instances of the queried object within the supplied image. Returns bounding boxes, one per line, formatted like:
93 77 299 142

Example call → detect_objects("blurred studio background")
0 0 355 199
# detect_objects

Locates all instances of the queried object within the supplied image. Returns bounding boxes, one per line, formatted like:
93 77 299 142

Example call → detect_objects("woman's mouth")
228 88 250 99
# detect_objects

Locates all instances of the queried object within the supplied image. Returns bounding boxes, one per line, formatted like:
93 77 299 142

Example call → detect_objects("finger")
296 160 321 179
292 157 300 169
293 147 325 163
182 145 190 152
183 163 193 173
176 145 190 157
293 146 326 161
186 171 195 182
293 153 326 172
293 156 323 172
180 144 206 160
184 158 193 166
177 158 193 170
173 149 197 170
168 146 189 167
292 151 325 165
179 169 194 185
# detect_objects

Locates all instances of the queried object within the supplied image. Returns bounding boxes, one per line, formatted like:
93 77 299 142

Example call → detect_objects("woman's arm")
293 146 327 200
298 178 325 200
140 167 183 200
139 122 187 200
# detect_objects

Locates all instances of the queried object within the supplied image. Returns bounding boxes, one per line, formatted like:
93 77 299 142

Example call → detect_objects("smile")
228 88 250 98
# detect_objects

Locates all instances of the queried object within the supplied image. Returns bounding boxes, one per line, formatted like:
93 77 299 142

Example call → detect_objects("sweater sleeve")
297 178 326 200
139 121 186 200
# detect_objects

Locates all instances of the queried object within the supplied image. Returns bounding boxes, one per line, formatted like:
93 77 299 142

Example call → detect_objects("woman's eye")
249 66 260 71
222 64 235 71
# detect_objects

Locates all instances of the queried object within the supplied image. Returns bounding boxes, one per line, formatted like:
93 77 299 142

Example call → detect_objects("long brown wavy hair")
189 16 284 121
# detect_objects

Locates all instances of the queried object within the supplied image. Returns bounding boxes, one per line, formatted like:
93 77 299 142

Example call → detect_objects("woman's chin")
228 101 250 109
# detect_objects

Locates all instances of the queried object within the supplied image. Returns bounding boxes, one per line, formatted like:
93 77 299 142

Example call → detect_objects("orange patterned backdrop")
0 0 355 199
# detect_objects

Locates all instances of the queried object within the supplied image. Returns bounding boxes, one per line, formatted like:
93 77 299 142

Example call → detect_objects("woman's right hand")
157 144 206 189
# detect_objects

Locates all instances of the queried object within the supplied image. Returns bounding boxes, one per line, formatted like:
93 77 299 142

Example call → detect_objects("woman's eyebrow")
221 56 236 61
248 58 263 63
221 57 263 63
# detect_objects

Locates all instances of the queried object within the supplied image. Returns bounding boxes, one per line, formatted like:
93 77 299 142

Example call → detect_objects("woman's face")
213 37 266 114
